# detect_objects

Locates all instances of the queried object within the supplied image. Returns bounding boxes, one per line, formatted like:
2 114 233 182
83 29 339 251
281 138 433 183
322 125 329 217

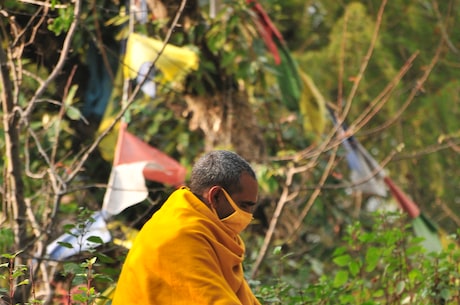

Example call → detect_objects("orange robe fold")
112 187 261 305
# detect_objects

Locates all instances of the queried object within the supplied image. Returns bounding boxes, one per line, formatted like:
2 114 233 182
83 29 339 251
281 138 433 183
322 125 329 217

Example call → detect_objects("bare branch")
341 0 387 121
250 165 299 279
288 145 339 243
360 39 443 136
17 0 67 9
351 51 419 135
431 0 458 54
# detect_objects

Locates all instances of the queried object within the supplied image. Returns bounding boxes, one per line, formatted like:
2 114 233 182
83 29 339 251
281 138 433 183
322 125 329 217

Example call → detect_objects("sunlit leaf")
333 270 348 287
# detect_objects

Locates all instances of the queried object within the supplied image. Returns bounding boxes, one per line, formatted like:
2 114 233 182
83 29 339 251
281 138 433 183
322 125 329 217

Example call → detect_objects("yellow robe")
112 187 261 305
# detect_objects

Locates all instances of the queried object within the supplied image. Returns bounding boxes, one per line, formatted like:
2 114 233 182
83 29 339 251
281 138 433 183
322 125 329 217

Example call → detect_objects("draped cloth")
112 187 261 305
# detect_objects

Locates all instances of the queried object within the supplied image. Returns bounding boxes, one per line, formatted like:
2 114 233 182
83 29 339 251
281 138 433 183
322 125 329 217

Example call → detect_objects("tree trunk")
0 30 30 304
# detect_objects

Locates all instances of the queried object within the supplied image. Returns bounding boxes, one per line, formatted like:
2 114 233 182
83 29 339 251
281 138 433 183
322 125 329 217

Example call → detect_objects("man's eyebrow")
239 200 257 206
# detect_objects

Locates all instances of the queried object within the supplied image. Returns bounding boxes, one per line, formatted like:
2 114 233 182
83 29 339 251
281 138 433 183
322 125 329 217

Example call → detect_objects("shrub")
255 212 460 305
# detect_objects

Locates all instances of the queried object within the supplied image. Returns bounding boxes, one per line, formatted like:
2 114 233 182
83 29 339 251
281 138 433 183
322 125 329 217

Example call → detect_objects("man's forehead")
237 173 258 199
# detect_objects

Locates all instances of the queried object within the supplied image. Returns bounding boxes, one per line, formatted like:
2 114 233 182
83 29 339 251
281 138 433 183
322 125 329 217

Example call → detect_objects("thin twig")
12 6 46 47
250 165 300 279
360 39 443 135
431 0 458 54
287 145 339 243
391 138 460 161
351 52 419 135
340 0 387 121
437 199 460 227
18 0 67 9
51 65 78 164
336 5 349 109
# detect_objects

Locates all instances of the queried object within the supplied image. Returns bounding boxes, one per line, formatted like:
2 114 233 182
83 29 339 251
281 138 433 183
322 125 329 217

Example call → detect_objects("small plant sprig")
0 251 36 305
52 207 114 304
0 251 43 305
60 257 100 305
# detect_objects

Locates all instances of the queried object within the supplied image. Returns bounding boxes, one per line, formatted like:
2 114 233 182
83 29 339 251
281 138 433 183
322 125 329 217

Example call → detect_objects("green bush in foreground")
255 213 460 305
1 213 459 304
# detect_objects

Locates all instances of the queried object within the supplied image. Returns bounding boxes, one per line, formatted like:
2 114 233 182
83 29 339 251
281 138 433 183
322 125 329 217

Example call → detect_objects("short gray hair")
190 150 256 194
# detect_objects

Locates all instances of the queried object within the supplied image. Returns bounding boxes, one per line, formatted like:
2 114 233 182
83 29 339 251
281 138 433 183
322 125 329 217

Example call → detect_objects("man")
112 150 261 305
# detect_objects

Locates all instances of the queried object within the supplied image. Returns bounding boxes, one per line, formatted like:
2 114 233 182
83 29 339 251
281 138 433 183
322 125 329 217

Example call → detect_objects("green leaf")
332 246 347 256
349 261 360 276
333 254 351 267
105 14 130 27
395 280 405 295
408 269 422 282
88 256 97 265
87 236 104 244
17 279 30 286
272 246 282 256
12 269 25 278
365 247 380 272
2 251 22 259
373 289 384 298
57 241 74 249
72 294 87 302
339 294 355 303
333 270 348 287
63 223 75 232
64 85 78 106
81 256 97 268
47 7 74 35
440 289 451 300
96 252 116 264
59 202 78 213
66 105 82 120
93 273 114 283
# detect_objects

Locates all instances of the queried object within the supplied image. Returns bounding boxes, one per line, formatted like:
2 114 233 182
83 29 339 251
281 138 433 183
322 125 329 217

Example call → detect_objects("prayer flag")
247 0 302 111
247 0 284 64
329 109 454 253
299 71 327 136
328 109 387 197
101 123 186 216
124 33 199 88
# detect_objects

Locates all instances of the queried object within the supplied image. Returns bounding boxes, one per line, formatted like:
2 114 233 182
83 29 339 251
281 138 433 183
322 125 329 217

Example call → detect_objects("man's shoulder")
144 208 217 240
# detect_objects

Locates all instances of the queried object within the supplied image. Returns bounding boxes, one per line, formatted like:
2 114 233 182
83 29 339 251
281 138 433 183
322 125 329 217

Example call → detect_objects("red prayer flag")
102 123 186 215
383 176 420 218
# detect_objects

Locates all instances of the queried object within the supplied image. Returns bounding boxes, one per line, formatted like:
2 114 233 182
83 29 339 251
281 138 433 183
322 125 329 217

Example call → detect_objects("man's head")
190 150 258 219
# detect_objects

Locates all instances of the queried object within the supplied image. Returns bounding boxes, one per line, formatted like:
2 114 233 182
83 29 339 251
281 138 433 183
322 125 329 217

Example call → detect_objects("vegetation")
2 213 460 304
254 214 460 304
1 0 459 303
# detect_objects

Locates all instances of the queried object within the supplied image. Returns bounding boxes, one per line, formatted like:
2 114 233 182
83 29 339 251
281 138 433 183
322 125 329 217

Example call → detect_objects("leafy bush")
255 212 460 305
2 212 459 304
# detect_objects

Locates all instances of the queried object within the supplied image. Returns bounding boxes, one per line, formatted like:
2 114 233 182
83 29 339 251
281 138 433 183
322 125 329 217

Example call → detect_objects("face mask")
219 188 253 234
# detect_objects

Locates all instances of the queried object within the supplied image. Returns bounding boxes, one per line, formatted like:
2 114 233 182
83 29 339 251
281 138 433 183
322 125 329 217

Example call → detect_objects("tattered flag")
101 123 186 216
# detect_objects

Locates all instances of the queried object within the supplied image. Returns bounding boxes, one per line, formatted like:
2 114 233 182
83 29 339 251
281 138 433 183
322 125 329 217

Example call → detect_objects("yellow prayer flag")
299 71 327 136
124 33 199 84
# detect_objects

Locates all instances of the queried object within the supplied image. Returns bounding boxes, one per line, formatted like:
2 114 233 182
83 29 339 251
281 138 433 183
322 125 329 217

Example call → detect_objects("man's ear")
207 186 221 205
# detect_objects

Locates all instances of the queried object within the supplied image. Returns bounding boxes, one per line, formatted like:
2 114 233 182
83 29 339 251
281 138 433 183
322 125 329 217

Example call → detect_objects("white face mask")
219 189 253 234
